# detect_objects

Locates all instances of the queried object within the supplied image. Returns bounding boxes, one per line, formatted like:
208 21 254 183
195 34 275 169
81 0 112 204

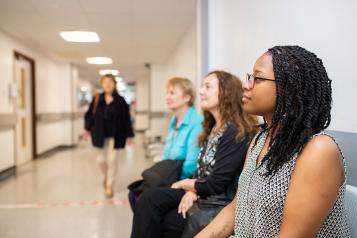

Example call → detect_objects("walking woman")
131 71 258 238
196 46 351 237
84 74 134 198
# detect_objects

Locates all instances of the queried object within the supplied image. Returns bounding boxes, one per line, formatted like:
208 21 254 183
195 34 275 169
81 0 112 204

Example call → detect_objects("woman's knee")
137 188 161 206
96 154 105 164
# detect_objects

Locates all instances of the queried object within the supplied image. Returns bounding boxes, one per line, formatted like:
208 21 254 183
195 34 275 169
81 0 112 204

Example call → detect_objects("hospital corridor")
0 0 357 237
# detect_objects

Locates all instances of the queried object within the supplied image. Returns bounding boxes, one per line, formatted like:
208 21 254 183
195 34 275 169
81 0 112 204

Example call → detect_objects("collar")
170 107 194 130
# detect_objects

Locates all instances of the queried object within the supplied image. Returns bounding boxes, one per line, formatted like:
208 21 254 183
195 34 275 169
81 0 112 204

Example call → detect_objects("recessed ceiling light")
99 69 119 76
86 57 113 65
59 31 100 42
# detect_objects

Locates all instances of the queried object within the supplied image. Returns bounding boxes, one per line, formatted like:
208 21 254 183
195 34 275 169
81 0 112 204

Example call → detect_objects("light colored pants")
95 138 120 187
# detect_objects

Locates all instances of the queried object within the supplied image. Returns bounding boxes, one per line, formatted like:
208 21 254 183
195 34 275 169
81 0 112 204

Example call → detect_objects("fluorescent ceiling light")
99 69 119 76
59 31 100 42
86 57 113 65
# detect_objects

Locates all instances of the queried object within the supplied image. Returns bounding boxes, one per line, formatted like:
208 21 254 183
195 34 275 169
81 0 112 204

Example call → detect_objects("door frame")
14 51 37 159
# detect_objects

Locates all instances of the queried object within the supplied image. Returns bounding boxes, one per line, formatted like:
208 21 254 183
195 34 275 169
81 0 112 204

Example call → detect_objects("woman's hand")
171 179 196 192
126 137 134 145
82 130 90 141
171 180 184 189
178 191 198 219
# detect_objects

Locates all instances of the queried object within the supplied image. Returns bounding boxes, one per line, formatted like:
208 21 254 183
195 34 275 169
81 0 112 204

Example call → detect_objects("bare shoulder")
295 134 344 184
299 134 341 164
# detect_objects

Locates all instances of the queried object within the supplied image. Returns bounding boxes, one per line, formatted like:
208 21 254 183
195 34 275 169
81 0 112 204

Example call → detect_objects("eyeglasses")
244 73 275 89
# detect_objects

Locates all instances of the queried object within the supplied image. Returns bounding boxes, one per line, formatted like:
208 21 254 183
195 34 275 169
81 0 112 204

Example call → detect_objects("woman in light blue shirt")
128 77 202 210
163 77 203 179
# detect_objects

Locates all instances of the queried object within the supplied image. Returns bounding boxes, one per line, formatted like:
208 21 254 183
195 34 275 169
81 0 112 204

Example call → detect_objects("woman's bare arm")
277 135 344 238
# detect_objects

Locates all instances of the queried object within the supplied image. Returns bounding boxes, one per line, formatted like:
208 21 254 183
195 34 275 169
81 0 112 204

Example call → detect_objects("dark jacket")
194 123 249 199
84 92 134 149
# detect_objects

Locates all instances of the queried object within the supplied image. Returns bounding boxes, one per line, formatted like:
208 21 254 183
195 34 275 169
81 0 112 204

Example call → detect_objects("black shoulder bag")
181 195 231 238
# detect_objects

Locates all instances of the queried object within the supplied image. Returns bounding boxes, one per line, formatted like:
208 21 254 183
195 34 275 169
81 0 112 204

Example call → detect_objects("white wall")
37 120 72 153
135 77 150 131
36 63 72 113
35 61 74 154
0 31 16 171
73 77 94 144
0 34 14 114
0 130 15 170
0 30 85 170
151 21 198 112
206 0 357 133
148 20 198 137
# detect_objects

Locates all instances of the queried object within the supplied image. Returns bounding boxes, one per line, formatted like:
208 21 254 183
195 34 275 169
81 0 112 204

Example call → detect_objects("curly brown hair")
198 70 258 145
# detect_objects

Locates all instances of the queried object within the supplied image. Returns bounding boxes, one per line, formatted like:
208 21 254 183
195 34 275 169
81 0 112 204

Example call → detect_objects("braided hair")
262 45 332 175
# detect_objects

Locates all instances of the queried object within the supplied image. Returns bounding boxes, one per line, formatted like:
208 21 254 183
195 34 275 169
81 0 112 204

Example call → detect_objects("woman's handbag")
181 195 232 238
88 93 100 131
92 93 100 116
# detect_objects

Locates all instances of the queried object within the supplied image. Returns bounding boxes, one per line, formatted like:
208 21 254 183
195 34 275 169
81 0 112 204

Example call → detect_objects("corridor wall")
149 20 198 138
0 30 85 171
205 0 357 133
201 0 357 185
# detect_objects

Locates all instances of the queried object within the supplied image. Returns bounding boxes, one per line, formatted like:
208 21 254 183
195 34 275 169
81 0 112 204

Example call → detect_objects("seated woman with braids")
196 46 351 238
130 71 258 238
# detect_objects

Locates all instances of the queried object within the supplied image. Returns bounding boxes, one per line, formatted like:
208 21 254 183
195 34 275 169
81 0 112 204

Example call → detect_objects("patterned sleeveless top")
230 131 351 238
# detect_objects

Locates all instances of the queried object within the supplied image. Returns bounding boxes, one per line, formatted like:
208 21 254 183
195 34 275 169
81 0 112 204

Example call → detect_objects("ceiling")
0 0 197 83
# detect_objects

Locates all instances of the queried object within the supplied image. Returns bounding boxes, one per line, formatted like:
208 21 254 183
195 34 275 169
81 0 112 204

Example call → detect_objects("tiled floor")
0 135 154 238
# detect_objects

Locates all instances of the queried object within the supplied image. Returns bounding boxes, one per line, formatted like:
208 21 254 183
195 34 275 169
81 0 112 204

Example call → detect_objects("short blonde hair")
166 77 195 106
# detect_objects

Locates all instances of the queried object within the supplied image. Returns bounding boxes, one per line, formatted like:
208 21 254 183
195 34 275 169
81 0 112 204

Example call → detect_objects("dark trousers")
131 187 186 238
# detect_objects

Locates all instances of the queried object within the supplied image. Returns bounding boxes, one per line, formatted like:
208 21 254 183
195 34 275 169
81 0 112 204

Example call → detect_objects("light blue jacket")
163 107 203 179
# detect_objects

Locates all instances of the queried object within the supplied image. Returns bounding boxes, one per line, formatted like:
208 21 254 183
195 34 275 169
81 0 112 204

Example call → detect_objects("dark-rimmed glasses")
244 73 275 89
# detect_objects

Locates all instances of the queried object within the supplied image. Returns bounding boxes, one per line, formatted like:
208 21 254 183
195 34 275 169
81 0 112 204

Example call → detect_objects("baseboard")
36 144 77 159
0 165 16 181
135 129 146 133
